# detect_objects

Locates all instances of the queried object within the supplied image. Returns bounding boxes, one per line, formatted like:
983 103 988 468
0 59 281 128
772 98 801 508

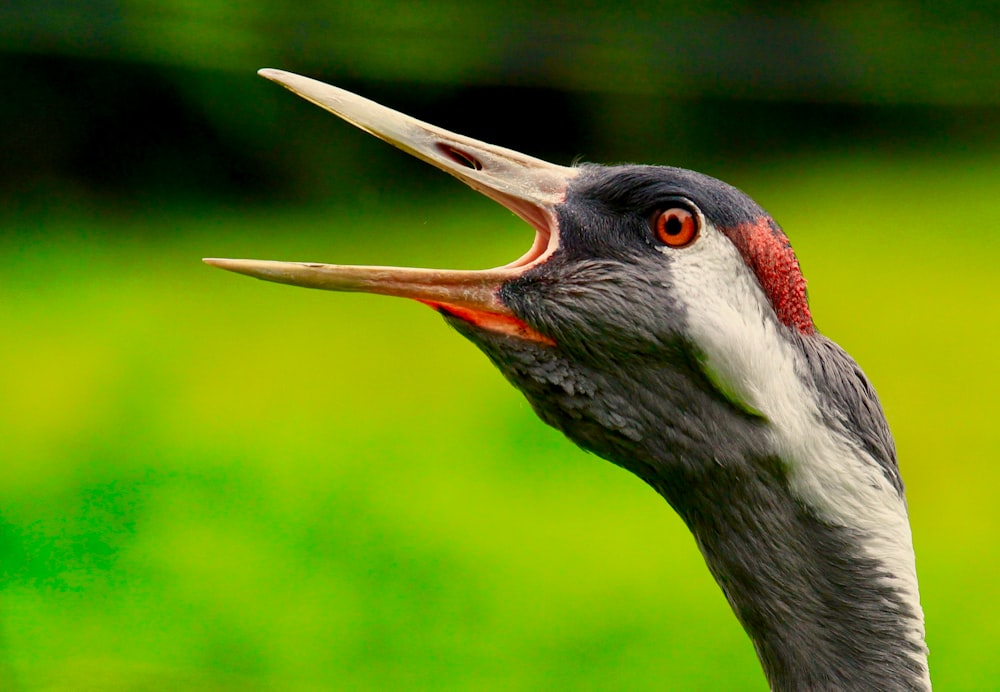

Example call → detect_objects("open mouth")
433 139 560 273
205 69 577 344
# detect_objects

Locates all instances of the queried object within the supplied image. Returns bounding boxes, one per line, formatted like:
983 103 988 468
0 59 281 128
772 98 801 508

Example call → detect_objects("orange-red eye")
654 207 699 248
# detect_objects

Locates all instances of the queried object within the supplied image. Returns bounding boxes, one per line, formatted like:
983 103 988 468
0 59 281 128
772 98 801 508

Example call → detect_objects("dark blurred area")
2 0 998 215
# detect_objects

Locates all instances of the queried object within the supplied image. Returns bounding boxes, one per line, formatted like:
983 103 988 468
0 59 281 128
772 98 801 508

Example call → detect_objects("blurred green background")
2 1 998 689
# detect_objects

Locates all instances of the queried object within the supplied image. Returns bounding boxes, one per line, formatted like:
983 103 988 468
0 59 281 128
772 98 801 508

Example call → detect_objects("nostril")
437 144 483 170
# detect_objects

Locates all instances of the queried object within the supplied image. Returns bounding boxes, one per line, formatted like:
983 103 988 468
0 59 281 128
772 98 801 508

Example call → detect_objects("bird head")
207 70 818 483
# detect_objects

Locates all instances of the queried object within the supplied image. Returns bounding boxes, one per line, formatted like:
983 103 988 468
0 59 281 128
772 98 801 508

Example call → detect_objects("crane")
206 69 930 690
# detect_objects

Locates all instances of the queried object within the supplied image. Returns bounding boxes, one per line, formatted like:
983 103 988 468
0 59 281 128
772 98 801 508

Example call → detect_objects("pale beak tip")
204 257 255 275
257 68 285 82
204 258 315 288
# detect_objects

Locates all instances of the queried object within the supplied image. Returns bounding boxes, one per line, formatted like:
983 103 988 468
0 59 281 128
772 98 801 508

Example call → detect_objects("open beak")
205 68 578 344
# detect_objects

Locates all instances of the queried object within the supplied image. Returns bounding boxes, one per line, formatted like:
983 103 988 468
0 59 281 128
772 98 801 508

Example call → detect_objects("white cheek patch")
662 223 928 675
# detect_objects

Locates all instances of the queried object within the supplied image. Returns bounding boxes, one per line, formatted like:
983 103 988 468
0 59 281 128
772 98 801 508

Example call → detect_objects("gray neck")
449 321 929 689
654 457 930 691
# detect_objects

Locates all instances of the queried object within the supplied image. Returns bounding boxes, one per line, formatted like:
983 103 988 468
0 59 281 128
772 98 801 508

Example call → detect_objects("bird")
206 69 930 691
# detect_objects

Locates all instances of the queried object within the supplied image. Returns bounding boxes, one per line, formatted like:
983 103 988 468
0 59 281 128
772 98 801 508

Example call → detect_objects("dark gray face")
443 164 781 500
505 164 776 356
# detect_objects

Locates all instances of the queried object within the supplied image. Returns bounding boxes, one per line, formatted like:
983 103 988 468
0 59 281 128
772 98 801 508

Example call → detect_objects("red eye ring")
654 206 700 248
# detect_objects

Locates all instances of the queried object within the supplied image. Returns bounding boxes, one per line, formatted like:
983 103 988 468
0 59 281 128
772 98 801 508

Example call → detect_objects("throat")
655 457 930 691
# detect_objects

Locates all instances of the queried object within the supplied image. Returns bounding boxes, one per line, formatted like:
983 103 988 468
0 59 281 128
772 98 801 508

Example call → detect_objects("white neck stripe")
664 223 929 685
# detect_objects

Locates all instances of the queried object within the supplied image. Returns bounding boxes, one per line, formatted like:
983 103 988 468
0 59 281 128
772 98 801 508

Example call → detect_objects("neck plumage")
451 314 930 689
651 275 932 688
653 454 930 691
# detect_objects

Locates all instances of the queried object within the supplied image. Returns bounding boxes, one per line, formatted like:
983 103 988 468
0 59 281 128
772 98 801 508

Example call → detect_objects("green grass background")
2 150 998 689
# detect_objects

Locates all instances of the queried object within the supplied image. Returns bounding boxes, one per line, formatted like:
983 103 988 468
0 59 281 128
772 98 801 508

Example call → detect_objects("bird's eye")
654 207 700 248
